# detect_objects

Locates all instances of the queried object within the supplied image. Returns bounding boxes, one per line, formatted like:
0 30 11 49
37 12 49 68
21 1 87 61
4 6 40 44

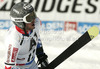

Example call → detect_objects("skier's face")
25 19 35 30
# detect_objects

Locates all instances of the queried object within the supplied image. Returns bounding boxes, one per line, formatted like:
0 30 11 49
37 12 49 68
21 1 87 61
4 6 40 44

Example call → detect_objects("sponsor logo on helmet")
13 9 20 14
15 19 23 22
23 4 32 10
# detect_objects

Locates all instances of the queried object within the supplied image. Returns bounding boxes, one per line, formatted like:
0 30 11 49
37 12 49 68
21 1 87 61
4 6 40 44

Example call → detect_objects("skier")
4 2 48 69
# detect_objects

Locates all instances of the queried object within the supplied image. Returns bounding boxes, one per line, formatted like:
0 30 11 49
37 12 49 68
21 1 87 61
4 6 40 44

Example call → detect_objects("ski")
43 26 99 69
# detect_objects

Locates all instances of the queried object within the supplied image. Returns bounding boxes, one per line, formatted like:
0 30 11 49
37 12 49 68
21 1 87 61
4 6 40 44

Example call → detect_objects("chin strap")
23 22 29 36
20 28 29 45
23 27 29 36
20 22 29 45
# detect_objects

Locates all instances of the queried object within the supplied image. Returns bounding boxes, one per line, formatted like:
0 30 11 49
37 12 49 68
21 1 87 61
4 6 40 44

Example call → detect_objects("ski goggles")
11 11 36 23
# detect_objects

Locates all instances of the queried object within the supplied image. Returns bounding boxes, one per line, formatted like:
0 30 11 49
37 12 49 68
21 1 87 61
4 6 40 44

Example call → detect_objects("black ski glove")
37 53 49 68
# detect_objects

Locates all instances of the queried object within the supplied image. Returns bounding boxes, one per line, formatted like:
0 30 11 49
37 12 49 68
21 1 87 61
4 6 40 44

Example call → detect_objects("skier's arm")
36 38 49 68
4 34 20 69
35 17 48 68
5 44 19 69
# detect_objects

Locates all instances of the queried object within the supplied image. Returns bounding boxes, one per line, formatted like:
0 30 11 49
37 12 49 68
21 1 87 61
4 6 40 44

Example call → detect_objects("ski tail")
43 26 99 69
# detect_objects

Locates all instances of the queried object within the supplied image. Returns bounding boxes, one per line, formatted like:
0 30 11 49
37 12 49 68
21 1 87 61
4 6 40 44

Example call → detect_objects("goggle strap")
11 14 31 23
10 17 24 22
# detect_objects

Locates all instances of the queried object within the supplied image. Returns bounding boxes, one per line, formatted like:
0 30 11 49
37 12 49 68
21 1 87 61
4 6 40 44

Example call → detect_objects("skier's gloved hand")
41 59 48 68
37 53 49 68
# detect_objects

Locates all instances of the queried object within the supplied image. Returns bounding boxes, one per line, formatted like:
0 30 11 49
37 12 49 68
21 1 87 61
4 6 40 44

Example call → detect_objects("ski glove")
37 53 49 68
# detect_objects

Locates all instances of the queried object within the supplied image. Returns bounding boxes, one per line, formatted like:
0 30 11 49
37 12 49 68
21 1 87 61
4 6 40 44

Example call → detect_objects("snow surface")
0 30 100 69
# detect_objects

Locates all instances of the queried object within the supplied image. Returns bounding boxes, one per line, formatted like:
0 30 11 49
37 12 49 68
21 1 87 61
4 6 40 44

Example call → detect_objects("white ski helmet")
10 2 37 29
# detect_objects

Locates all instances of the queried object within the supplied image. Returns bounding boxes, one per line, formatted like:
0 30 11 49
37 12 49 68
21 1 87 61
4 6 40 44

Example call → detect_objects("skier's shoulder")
7 25 20 36
6 25 22 42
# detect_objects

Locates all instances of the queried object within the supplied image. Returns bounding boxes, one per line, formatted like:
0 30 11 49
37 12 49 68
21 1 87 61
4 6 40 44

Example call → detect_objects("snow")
0 30 100 69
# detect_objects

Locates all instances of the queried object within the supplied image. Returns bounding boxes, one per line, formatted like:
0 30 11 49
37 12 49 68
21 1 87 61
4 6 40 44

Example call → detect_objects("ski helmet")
10 2 36 29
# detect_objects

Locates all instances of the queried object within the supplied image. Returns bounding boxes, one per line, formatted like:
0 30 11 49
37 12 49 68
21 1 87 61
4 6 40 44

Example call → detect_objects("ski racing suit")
4 18 48 69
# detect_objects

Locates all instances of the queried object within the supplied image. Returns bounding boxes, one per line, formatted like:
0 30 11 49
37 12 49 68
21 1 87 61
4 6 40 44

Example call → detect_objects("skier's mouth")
32 23 35 26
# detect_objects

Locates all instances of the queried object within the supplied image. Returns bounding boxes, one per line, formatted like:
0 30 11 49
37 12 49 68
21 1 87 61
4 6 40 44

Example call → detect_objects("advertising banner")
0 20 12 29
78 22 100 34
42 21 64 31
64 21 77 31
0 0 100 22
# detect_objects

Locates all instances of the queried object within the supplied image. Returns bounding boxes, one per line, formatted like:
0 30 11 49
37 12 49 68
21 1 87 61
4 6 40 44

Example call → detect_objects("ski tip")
88 26 99 40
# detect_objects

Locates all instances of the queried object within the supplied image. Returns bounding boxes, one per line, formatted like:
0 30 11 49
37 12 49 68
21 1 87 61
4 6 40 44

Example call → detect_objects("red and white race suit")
4 18 43 69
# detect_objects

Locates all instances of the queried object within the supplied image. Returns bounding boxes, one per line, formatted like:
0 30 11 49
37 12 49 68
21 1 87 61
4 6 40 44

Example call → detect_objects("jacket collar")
15 26 33 35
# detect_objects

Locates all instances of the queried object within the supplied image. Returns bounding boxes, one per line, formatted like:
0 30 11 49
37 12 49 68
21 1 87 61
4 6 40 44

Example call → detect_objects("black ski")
43 26 99 69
